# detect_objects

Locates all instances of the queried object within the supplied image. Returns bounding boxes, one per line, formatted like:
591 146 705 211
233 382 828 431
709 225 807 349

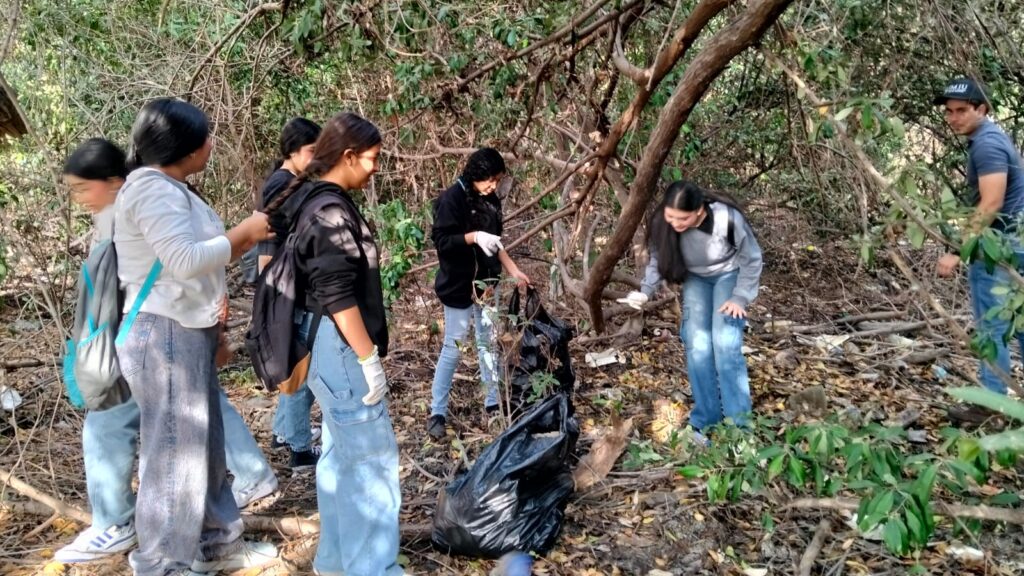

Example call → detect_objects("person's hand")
240 211 275 244
358 346 388 406
937 253 961 278
616 291 649 310
474 231 504 257
718 300 747 319
510 268 530 287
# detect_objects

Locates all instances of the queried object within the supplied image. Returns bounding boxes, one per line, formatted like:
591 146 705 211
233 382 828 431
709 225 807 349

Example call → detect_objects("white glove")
616 291 649 310
474 231 504 257
358 346 388 406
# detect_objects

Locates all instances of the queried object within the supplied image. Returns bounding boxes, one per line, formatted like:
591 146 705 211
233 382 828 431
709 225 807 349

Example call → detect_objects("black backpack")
245 191 338 393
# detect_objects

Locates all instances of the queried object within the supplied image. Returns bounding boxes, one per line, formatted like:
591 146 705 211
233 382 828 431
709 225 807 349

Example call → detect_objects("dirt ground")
2 206 1023 575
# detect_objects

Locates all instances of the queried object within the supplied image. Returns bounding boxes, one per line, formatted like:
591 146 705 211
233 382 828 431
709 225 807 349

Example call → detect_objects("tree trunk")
584 0 796 331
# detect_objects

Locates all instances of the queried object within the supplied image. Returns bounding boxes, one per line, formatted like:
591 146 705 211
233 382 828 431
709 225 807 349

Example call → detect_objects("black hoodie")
283 180 389 356
431 179 503 309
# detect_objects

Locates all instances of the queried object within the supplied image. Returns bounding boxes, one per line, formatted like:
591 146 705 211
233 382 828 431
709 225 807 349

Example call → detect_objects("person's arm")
497 248 529 285
431 190 471 255
970 172 1008 233
125 176 232 279
639 247 663 298
721 218 763 317
331 307 374 359
938 141 1010 277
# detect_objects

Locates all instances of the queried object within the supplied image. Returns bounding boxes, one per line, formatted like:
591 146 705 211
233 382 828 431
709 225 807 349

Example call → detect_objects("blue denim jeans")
270 382 315 451
968 256 1024 394
430 304 500 417
82 379 275 529
298 313 402 576
117 313 244 576
680 270 752 430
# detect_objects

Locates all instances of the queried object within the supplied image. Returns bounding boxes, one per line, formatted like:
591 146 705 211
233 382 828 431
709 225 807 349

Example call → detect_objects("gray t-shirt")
967 118 1024 231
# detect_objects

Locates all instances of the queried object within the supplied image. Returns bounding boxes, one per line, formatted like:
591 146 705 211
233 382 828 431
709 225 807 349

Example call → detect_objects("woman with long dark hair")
258 117 324 471
620 180 763 440
265 112 401 575
55 138 277 564
114 99 277 575
427 148 529 440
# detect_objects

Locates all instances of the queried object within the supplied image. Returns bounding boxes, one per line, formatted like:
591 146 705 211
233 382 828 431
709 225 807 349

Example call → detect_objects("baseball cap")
933 76 991 107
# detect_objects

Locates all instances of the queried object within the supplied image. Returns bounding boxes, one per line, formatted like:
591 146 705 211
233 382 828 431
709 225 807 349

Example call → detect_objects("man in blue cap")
934 76 1024 423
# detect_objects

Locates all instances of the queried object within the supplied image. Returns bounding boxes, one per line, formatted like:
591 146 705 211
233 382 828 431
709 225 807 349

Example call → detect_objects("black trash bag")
506 287 575 417
432 393 579 558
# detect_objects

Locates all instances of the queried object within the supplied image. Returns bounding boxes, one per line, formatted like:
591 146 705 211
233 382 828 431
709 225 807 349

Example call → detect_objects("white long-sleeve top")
114 167 231 329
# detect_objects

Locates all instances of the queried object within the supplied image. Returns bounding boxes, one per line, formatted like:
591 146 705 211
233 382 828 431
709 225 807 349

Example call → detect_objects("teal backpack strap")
115 260 163 346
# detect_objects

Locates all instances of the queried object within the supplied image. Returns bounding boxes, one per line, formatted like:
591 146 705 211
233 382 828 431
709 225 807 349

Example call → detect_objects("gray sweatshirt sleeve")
729 218 763 307
640 245 663 298
122 175 231 280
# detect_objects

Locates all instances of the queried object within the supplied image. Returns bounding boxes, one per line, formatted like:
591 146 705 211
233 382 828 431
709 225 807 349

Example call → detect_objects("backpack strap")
709 202 737 249
115 260 163 346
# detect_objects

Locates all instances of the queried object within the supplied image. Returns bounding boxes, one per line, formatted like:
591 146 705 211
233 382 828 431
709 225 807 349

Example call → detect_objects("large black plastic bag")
506 287 576 417
432 393 580 558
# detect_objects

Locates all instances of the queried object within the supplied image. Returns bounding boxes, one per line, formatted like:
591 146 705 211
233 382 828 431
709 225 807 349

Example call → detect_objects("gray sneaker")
191 539 278 572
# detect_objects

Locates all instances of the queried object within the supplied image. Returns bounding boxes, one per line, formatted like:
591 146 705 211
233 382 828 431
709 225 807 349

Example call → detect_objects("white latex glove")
474 231 504 257
616 291 649 310
358 346 388 406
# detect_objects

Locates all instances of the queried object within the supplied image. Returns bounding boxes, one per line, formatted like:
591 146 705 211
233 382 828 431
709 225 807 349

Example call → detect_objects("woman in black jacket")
427 148 529 440
262 112 401 576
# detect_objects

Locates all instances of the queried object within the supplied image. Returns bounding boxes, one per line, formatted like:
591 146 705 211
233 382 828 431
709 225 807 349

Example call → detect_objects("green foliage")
364 199 428 306
645 412 1020 558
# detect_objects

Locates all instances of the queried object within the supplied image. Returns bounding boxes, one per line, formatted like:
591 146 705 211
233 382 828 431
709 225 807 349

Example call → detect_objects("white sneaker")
233 476 279 508
191 539 278 572
54 522 137 562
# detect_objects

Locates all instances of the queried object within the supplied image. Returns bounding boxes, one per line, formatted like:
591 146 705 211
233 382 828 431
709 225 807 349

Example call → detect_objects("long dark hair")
64 138 128 180
270 117 321 172
264 112 381 214
647 180 743 283
461 147 506 185
127 98 209 169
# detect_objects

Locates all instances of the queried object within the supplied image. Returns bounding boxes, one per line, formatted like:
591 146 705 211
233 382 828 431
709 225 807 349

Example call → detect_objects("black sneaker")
289 445 321 470
270 426 321 451
269 435 288 451
427 415 446 440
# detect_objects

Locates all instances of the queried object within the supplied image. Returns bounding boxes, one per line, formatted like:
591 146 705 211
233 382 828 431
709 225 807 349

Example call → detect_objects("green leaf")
834 106 855 122
947 387 1024 421
883 518 909 555
906 224 926 249
788 456 806 487
905 506 924 545
961 235 980 262
767 454 786 481
989 492 1021 506
677 465 704 478
978 429 1024 452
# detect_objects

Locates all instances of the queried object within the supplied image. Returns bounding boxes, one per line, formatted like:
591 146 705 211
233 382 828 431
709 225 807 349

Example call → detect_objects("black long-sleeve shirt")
288 181 389 356
431 179 503 309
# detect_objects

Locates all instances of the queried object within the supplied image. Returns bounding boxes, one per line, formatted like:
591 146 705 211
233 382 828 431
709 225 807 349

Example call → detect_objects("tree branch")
186 2 283 95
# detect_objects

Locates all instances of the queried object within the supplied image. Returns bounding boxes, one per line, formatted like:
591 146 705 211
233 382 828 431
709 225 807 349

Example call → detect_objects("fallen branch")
242 514 434 541
783 497 1024 525
798 519 832 576
0 467 92 525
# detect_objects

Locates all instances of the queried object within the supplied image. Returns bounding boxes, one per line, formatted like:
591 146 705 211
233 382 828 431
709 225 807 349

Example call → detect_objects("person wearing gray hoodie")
620 180 763 439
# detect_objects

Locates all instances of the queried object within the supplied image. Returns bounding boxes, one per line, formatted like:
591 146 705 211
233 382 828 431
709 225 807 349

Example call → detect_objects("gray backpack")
62 240 161 410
